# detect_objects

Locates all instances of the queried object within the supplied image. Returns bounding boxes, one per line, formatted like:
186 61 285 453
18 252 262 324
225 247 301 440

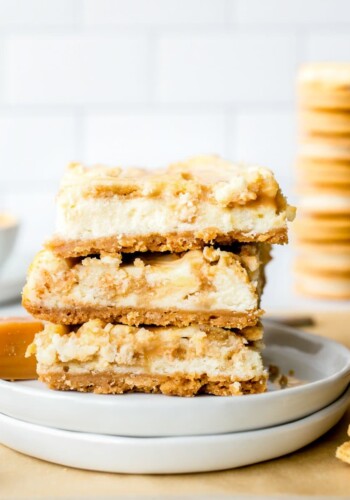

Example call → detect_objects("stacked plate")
0 321 349 474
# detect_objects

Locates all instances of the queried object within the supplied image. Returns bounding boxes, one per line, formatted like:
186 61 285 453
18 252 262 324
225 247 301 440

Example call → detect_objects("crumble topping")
59 155 284 209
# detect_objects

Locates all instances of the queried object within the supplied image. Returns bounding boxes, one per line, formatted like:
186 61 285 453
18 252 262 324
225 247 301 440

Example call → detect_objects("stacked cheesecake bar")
295 63 350 299
23 156 294 396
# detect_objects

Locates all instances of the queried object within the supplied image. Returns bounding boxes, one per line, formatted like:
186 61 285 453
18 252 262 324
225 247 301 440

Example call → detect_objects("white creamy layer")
54 196 287 240
37 352 263 380
32 323 264 380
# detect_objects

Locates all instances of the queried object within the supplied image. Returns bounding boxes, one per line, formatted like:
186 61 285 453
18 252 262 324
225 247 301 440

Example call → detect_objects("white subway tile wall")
305 33 350 61
235 0 350 25
4 35 152 104
0 0 79 26
83 0 229 26
232 110 296 194
0 0 349 308
84 112 227 166
157 33 298 104
0 114 77 182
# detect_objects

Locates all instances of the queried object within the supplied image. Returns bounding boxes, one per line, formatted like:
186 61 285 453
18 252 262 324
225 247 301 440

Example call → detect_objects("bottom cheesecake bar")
26 319 267 397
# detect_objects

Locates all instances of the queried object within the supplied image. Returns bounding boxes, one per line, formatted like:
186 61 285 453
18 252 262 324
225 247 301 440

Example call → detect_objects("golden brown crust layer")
39 371 267 397
47 228 288 258
22 302 263 330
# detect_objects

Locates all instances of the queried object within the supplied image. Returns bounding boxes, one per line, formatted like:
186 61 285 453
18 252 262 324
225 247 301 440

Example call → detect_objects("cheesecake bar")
46 155 295 257
23 244 270 329
26 320 266 397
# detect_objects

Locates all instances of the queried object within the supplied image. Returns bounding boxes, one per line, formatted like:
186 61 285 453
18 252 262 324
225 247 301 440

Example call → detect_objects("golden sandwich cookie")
294 213 350 242
296 158 350 187
298 135 350 162
295 242 350 274
295 269 350 300
298 62 350 110
299 109 350 136
297 186 350 216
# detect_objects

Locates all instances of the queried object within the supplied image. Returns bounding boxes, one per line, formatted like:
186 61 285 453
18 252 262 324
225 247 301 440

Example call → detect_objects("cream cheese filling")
24 247 266 313
37 351 263 380
54 196 288 241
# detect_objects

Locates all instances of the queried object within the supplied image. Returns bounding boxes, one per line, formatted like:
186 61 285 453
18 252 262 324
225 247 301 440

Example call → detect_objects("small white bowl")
0 213 19 271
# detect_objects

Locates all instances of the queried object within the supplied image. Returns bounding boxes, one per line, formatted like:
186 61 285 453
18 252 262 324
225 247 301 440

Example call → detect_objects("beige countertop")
0 311 349 498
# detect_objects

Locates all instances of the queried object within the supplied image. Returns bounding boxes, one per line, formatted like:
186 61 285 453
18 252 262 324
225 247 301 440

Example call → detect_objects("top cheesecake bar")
47 155 295 257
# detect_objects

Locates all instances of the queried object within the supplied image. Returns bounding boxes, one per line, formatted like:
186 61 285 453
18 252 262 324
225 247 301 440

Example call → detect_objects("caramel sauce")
0 317 43 380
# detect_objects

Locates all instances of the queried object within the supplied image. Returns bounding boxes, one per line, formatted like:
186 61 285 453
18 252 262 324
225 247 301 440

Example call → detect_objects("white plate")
0 385 349 474
0 322 349 437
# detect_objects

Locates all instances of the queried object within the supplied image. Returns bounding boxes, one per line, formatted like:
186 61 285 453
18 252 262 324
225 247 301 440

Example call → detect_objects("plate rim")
0 386 348 475
0 383 349 443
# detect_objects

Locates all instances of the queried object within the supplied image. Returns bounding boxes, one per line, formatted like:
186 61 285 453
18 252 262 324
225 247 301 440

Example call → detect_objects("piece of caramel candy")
0 317 43 380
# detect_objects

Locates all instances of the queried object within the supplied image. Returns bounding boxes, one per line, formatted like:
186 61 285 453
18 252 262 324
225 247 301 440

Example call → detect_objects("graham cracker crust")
47 228 288 258
23 302 263 330
39 371 267 397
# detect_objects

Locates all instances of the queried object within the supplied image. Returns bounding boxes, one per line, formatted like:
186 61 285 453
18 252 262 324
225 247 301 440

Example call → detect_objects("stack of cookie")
295 63 350 299
23 156 294 396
